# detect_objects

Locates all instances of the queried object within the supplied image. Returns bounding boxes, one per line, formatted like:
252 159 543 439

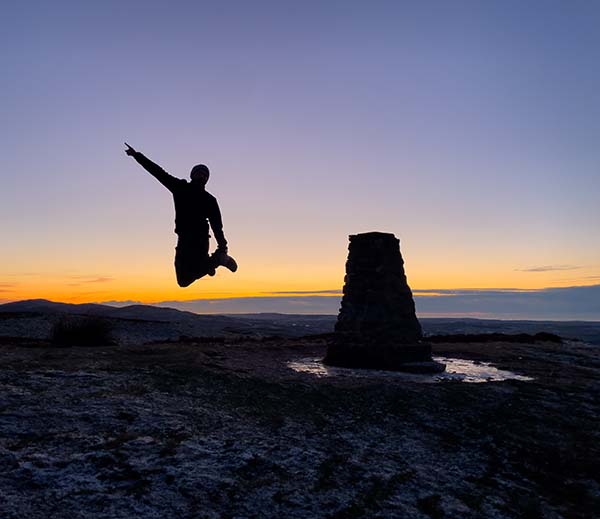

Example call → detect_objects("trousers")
174 233 217 287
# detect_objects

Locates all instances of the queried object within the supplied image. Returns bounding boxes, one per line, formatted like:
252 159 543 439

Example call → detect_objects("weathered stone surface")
326 232 445 373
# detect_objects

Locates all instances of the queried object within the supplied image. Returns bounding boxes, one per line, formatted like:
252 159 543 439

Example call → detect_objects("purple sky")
1 1 599 314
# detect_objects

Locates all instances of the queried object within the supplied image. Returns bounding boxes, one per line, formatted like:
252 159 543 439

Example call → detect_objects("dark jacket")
133 152 227 249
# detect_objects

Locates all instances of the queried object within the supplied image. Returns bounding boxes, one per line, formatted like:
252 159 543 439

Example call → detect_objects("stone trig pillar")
325 232 445 373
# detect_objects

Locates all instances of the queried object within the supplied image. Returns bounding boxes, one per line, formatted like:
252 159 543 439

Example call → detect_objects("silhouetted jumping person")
125 143 237 287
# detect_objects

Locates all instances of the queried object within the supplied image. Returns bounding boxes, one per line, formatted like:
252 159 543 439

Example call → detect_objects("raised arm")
125 143 179 192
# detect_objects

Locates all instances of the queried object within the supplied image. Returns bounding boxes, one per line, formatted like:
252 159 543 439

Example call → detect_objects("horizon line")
1 282 599 307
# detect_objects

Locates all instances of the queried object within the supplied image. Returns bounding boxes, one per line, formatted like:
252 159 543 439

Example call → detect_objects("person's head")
190 164 210 185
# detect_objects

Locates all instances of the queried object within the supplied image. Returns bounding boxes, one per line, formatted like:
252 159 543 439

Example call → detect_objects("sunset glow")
1 2 599 313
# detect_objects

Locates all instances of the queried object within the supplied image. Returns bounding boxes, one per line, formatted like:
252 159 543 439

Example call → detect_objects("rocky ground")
0 336 599 518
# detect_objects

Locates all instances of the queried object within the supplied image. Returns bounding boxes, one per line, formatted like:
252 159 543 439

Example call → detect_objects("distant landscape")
2 299 600 346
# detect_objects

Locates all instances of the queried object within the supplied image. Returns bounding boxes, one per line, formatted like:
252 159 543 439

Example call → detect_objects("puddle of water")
287 356 533 383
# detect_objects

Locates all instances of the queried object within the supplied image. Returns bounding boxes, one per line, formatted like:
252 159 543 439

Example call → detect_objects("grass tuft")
50 316 115 347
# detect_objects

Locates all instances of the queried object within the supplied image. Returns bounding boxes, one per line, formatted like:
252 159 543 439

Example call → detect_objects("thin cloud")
67 276 114 285
88 277 114 283
515 265 581 273
265 289 342 295
550 275 600 284
5 273 114 284
413 288 535 295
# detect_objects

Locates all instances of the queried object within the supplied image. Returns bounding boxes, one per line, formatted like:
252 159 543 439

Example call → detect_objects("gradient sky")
1 1 599 307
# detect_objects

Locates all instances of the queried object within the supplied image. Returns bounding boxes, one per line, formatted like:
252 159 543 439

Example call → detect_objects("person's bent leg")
175 255 197 287
193 234 214 279
174 233 215 286
175 236 202 287
193 253 220 280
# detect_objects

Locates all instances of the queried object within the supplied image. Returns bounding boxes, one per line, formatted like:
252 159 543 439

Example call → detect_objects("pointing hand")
124 142 137 156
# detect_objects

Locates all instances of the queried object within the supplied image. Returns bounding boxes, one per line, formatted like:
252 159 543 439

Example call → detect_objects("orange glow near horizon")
2 260 599 305
2 227 599 305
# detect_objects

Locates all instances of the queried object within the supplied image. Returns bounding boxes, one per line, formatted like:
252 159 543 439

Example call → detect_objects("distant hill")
0 299 335 343
0 299 113 316
419 317 600 345
0 299 203 321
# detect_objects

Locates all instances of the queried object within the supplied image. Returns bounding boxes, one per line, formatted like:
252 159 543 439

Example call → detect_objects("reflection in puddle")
287 356 533 383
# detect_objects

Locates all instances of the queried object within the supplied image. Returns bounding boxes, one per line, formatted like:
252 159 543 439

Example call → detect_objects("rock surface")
0 336 598 518
327 232 444 372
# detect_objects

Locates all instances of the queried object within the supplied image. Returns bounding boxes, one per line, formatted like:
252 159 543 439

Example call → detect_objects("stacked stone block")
326 232 445 373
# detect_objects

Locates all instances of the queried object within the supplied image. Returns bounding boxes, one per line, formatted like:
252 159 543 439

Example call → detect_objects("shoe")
214 252 238 273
